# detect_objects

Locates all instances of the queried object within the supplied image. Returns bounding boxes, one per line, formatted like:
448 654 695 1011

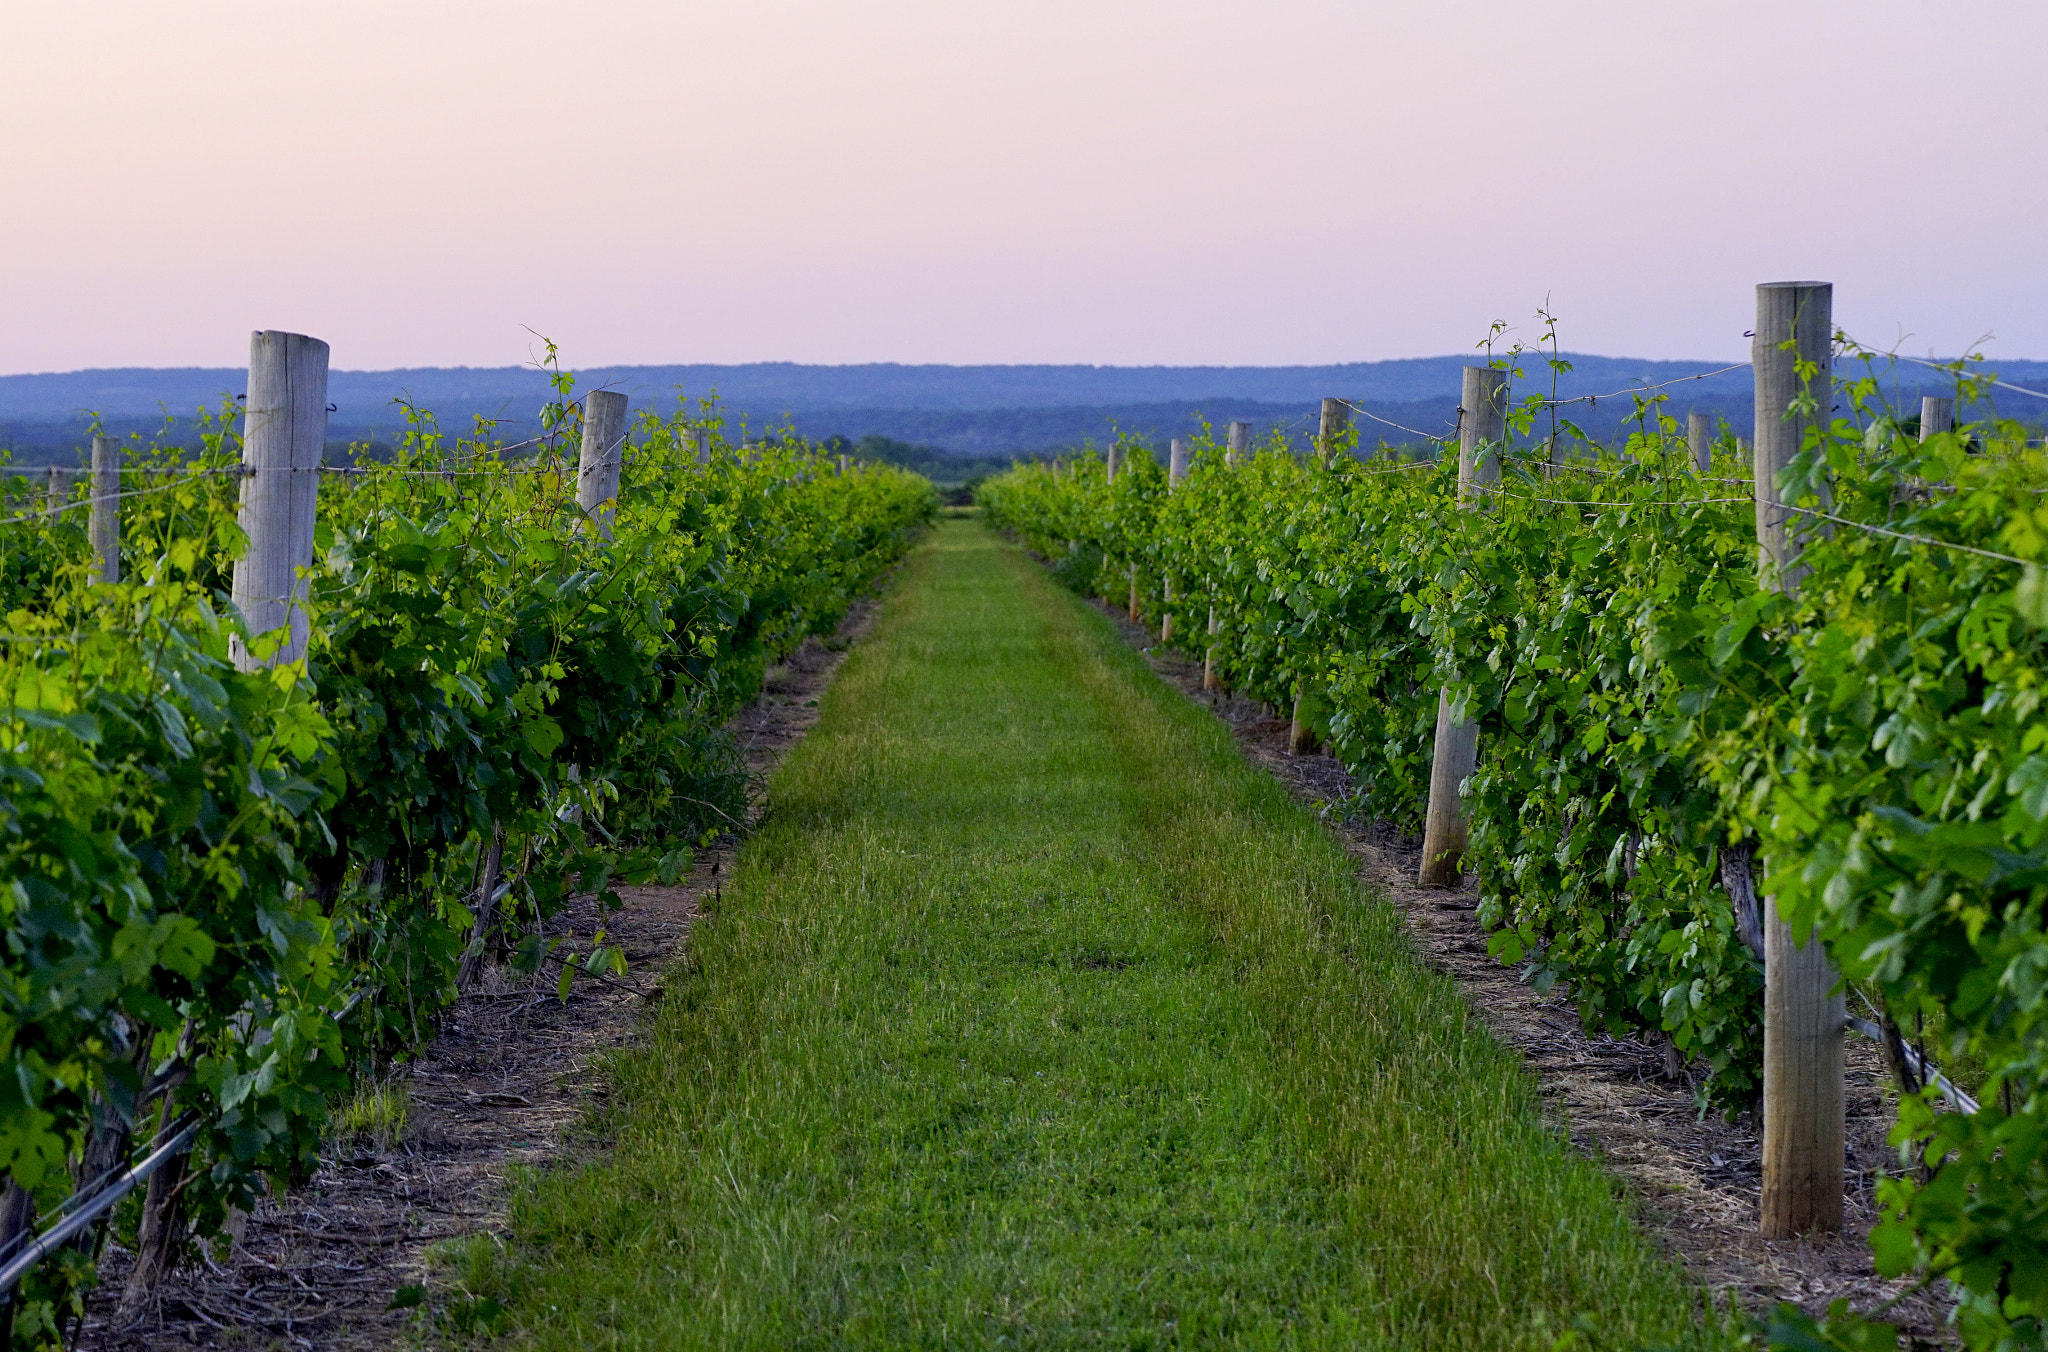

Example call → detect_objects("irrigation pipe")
1845 1015 1980 1116
0 1116 202 1301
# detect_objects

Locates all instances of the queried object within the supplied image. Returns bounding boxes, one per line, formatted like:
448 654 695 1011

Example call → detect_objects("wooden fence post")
1688 412 1713 473
1288 399 1352 753
89 434 119 584
1754 279 1845 1239
1122 441 1140 622
577 390 628 538
1418 365 1507 886
1317 397 1350 468
695 429 712 466
1287 685 1315 754
1208 428 1245 689
44 466 67 518
1162 438 1189 643
1920 395 1954 439
230 331 328 672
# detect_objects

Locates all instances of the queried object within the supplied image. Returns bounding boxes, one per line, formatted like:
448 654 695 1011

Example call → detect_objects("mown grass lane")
489 517 1709 1349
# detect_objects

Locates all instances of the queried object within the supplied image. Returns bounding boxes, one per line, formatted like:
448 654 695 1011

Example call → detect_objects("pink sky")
4 1 2043 372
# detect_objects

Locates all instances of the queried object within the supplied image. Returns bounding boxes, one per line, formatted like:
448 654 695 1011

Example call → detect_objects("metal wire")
0 468 249 528
1782 503 2033 567
1473 485 1754 509
1502 452 1753 487
1838 337 2048 405
1538 362 1752 408
1337 399 1455 446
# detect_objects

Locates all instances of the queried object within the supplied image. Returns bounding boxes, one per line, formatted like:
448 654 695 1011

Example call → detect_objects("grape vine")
981 339 2047 1349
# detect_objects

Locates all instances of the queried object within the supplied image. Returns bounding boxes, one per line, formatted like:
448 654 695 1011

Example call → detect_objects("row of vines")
979 342 2047 1350
0 361 936 1346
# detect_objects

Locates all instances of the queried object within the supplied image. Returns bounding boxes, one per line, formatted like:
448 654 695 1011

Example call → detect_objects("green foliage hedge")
0 365 935 1340
979 349 2048 1349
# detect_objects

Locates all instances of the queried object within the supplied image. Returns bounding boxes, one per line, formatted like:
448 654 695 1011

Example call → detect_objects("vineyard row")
0 330 937 1343
980 284 2047 1351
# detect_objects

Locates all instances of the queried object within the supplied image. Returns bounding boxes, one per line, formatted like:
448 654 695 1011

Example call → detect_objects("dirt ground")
1088 595 1951 1346
75 601 879 1351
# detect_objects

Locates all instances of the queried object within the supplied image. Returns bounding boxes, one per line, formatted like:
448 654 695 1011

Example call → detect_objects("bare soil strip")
1082 594 1950 1345
77 603 880 1351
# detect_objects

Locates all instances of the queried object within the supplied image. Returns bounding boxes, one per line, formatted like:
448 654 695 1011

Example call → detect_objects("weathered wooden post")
1286 686 1316 754
1287 399 1351 753
1161 438 1189 642
577 390 628 538
1753 279 1844 1239
1754 283 1833 589
1688 412 1713 473
1417 366 1507 886
1119 443 1141 622
1317 397 1350 468
43 466 67 518
89 434 120 583
839 453 850 475
1920 395 1954 439
230 331 329 671
1208 427 1246 690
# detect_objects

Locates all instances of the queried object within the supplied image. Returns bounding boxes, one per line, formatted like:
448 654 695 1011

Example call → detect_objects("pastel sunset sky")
4 1 2042 372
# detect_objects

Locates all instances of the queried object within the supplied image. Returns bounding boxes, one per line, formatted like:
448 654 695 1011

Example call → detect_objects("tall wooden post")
1688 411 1713 473
1288 400 1353 750
1161 438 1189 643
89 434 120 584
1754 283 1833 590
1209 428 1245 689
1754 280 1844 1239
1317 397 1350 468
577 390 628 538
43 466 66 518
695 429 712 466
1106 443 1121 484
231 330 328 672
839 453 850 475
1418 366 1507 886
1920 395 1954 439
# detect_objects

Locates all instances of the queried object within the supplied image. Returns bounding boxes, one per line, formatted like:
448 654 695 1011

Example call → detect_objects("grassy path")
493 518 1706 1349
